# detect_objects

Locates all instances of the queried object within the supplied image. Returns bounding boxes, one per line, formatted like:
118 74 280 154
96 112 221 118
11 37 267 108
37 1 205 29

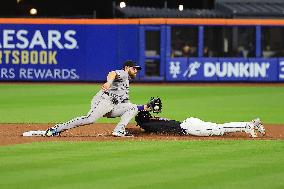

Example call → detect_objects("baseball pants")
54 90 138 133
180 117 249 136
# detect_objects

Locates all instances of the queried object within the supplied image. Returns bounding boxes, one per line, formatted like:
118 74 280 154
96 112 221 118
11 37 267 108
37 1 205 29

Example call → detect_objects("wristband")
137 105 144 111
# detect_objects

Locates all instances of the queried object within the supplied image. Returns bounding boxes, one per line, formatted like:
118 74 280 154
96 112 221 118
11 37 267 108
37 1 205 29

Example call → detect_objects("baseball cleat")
252 118 266 136
45 127 60 137
245 122 257 138
112 130 134 137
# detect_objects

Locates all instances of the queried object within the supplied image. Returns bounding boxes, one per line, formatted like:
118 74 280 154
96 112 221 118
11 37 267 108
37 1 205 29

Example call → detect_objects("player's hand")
147 97 162 113
101 82 111 91
144 105 152 111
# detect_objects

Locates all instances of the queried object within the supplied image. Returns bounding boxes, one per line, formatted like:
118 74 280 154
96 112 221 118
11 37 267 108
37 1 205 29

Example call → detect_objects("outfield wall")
0 18 284 82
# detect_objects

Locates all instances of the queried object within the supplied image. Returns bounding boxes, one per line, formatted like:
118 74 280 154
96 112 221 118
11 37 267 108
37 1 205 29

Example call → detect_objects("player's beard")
128 71 137 79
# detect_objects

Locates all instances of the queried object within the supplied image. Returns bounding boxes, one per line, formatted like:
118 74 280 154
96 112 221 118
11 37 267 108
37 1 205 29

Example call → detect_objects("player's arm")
137 105 152 111
101 71 117 91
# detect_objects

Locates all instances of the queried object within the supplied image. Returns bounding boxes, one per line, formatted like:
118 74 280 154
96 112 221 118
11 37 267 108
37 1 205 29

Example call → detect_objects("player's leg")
107 103 138 137
181 117 261 138
46 91 113 136
219 118 265 137
181 118 254 137
180 117 224 136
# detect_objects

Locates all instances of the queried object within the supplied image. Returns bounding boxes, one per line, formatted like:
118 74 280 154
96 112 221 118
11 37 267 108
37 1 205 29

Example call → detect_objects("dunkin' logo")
204 62 270 78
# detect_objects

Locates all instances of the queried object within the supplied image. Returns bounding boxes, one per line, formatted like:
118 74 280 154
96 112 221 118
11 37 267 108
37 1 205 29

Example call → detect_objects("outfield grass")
0 84 284 189
0 84 283 124
0 140 283 189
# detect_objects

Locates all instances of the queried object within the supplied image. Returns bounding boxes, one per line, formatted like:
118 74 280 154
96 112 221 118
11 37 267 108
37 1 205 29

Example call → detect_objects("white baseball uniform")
180 117 251 136
53 69 138 134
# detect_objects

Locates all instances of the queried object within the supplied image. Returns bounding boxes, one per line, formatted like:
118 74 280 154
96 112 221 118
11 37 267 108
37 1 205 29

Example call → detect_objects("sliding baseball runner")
135 107 266 138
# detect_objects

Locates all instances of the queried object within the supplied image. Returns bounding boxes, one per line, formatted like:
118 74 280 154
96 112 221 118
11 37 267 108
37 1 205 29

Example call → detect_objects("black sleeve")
135 111 186 135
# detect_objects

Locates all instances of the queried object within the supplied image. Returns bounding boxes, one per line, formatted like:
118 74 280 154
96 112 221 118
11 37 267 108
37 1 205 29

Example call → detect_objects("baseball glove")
147 97 162 113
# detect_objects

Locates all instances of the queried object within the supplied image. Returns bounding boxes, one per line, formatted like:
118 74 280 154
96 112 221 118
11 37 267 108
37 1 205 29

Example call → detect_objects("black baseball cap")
123 60 142 70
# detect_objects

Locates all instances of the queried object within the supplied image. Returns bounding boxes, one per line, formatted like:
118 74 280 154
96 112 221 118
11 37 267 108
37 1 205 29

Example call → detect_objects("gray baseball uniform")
53 69 138 134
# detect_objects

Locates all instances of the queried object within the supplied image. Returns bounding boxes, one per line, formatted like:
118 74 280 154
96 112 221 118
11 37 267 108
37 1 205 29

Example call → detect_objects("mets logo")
183 61 201 78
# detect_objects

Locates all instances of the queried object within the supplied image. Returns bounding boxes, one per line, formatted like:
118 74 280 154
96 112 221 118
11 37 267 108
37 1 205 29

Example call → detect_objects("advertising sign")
0 24 137 82
0 25 86 81
166 58 280 82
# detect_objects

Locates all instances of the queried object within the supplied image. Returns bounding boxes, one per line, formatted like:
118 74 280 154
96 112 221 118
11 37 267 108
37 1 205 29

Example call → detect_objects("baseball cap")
123 60 142 70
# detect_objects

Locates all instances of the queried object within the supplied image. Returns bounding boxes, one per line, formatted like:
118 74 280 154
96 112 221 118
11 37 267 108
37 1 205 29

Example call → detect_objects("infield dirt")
0 123 283 146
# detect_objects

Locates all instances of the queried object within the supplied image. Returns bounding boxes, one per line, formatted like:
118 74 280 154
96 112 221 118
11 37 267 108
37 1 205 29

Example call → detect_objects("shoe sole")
257 126 266 136
253 119 266 136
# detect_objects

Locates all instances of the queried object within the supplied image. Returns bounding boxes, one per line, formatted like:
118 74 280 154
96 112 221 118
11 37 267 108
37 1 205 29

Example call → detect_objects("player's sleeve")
107 71 117 81
113 70 122 80
115 70 128 80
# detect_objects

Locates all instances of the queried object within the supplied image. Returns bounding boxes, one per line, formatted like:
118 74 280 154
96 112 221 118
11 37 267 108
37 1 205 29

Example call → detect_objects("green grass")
0 84 284 124
1 84 284 189
0 140 283 189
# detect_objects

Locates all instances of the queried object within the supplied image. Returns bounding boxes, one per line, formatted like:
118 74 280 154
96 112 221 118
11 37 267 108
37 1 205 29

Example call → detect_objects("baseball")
154 105 159 110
